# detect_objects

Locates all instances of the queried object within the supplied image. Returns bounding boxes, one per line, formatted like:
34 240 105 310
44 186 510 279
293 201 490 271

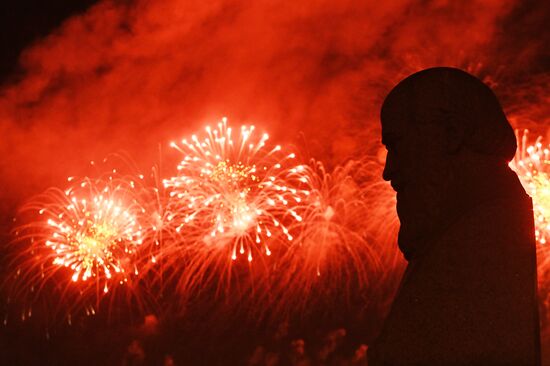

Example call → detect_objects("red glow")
1 0 548 216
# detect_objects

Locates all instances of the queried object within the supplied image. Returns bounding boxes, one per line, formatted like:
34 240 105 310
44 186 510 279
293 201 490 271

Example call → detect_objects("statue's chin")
397 210 441 260
395 174 452 259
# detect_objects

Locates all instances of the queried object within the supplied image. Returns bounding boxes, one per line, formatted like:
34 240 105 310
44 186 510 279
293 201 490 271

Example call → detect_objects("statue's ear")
444 114 467 154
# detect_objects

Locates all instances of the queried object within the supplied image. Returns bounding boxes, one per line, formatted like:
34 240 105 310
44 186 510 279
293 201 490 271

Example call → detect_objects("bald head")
382 67 516 161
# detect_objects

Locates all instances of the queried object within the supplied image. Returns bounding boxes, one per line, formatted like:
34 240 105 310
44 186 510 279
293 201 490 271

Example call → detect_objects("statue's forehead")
381 87 415 136
381 76 450 131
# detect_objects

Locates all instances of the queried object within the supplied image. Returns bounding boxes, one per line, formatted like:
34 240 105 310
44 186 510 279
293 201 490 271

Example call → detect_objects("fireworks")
511 130 550 324
511 130 550 245
6 174 155 322
156 118 311 309
46 181 145 286
288 161 378 277
259 159 386 318
163 117 308 262
4 119 403 323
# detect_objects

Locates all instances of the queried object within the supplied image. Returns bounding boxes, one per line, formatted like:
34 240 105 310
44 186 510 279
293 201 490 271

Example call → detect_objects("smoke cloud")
0 0 548 220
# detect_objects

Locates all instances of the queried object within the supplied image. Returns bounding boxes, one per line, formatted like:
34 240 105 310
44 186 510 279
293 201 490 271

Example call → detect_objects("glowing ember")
163 117 308 261
511 130 550 245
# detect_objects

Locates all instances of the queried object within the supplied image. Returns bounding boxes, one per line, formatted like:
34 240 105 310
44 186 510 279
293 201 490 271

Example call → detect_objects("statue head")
381 67 517 259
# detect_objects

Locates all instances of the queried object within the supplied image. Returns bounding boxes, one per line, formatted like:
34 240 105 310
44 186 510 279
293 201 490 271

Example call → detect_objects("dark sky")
0 0 97 83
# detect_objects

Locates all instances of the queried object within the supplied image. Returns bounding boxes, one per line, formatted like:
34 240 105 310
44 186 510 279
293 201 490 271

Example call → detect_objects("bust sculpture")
368 67 540 365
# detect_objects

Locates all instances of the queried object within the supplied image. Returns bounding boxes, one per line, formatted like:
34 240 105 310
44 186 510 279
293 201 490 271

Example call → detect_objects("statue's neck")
402 156 526 261
446 157 526 219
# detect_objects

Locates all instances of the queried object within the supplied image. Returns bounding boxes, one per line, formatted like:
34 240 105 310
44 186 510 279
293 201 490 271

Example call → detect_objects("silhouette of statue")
368 67 540 365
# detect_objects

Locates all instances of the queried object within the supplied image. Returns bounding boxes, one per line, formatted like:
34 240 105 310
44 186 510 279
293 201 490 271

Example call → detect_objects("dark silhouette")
368 67 540 365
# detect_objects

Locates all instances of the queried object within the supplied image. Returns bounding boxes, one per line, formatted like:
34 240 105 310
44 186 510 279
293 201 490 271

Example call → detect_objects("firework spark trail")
48 186 142 286
256 159 389 319
511 130 550 246
162 117 308 262
153 118 310 310
510 130 550 326
5 174 157 323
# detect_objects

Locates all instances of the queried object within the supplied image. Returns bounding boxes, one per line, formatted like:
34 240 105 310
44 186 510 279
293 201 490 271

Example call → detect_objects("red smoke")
0 0 548 220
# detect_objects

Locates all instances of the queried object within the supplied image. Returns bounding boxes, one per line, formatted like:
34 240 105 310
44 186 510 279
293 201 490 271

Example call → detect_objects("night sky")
0 1 98 81
0 1 549 365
